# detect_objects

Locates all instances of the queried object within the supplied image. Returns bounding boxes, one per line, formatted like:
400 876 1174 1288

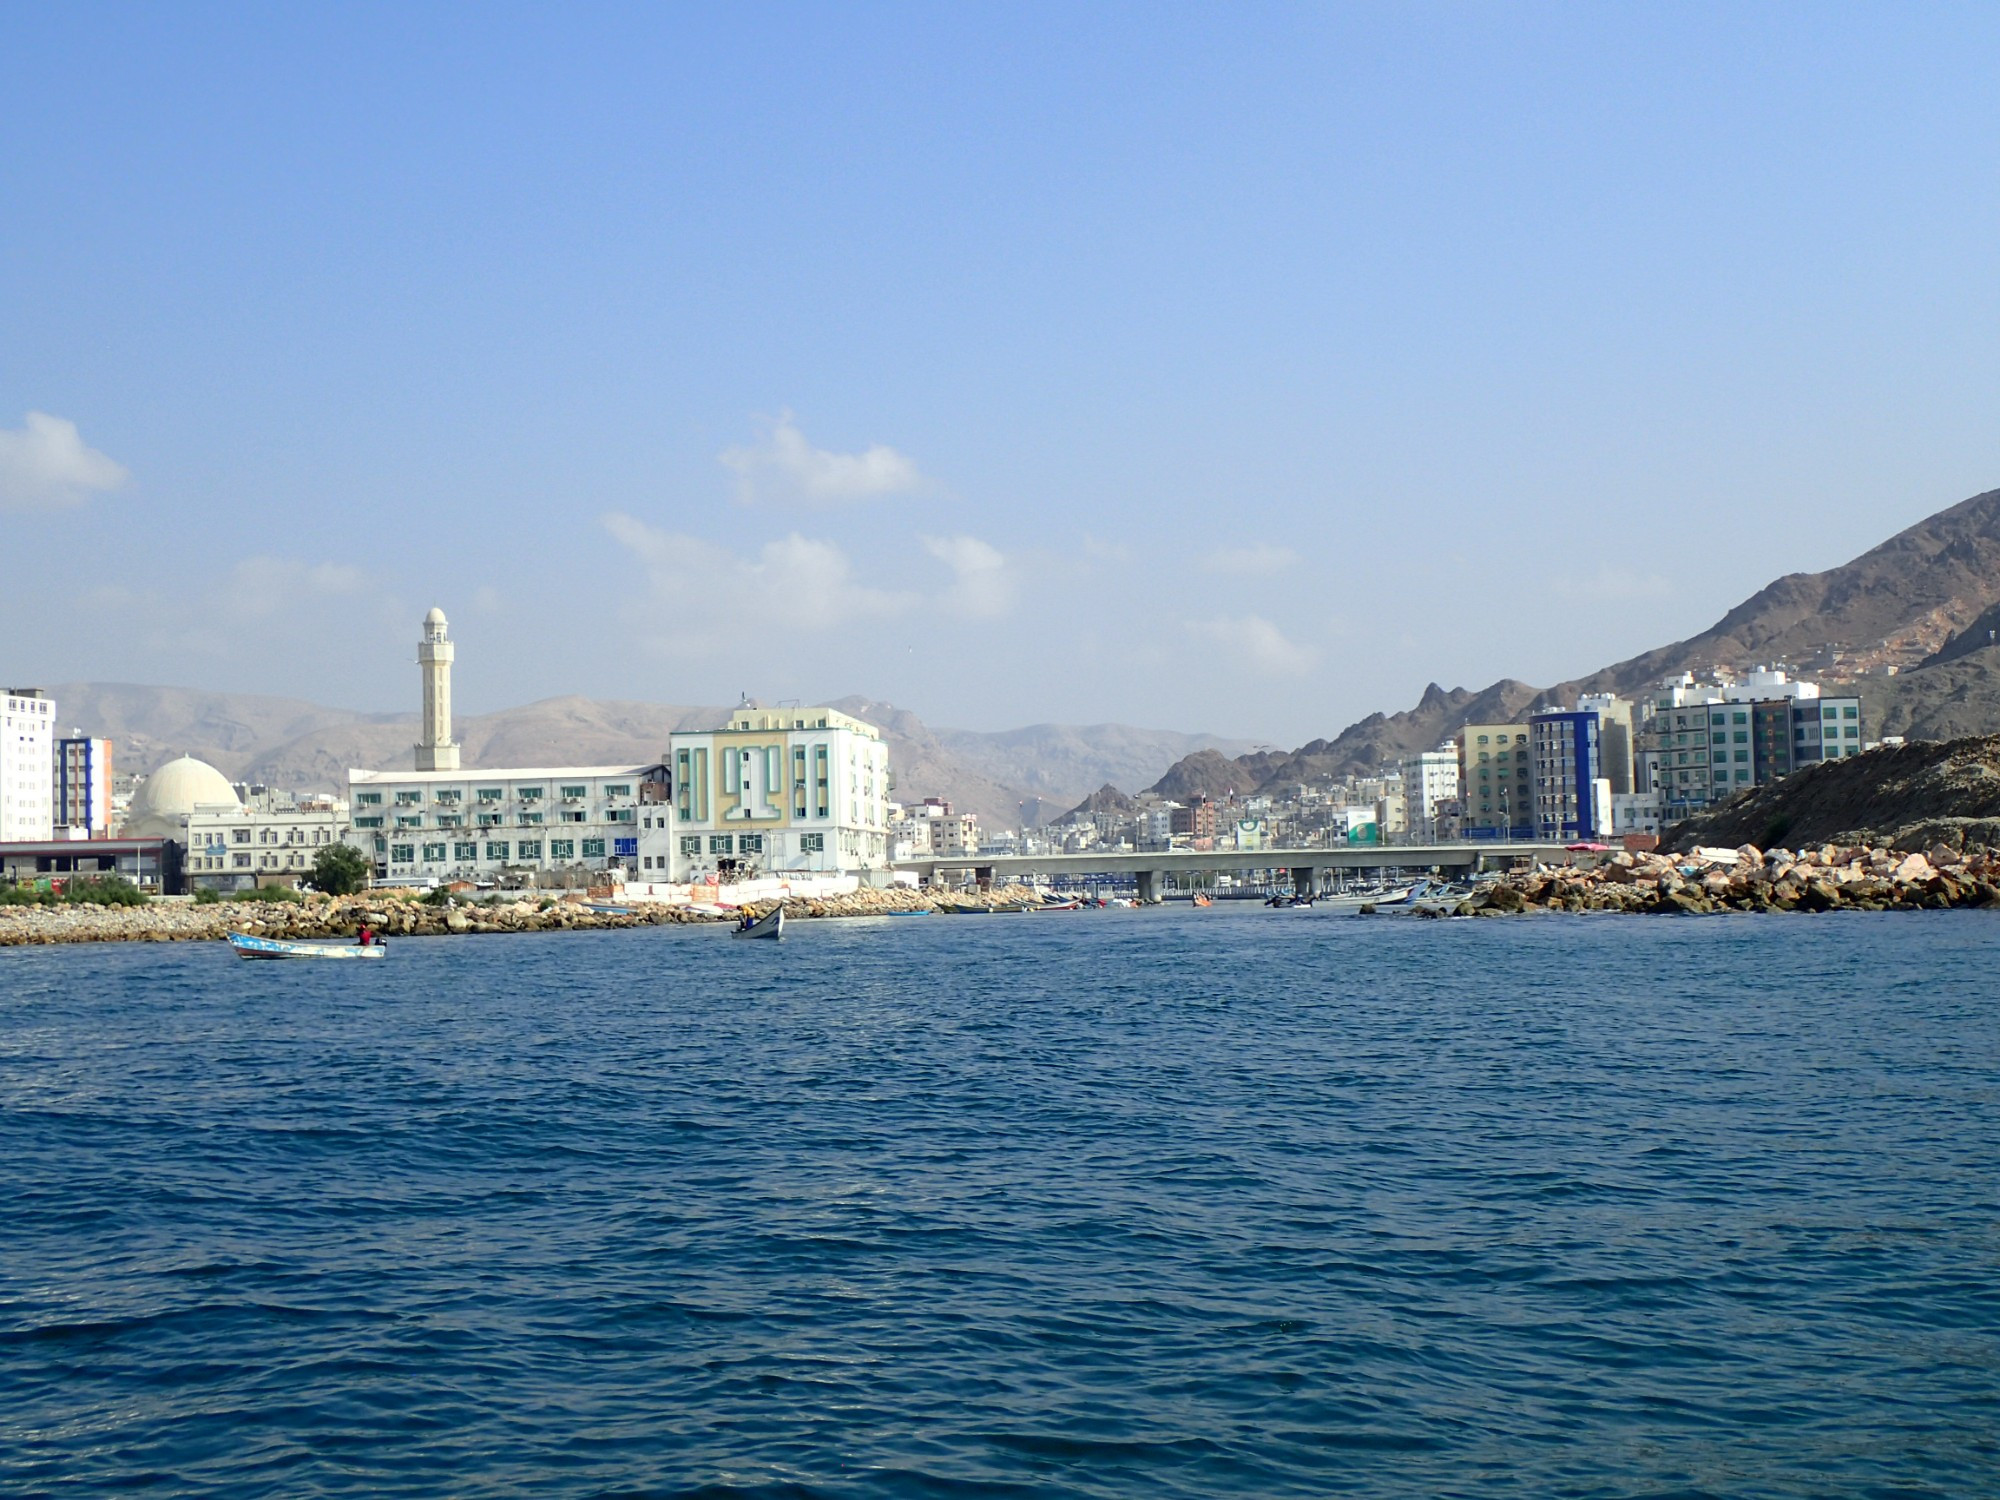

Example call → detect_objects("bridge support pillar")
976 866 994 892
1291 866 1316 896
1136 870 1161 904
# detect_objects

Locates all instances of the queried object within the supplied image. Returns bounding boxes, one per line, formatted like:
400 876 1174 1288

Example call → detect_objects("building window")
604 784 630 797
517 840 543 860
550 839 575 860
560 785 587 800
391 843 415 863
581 838 606 858
560 810 585 823
356 792 383 807
613 838 637 858
395 791 423 805
233 828 252 844
435 790 461 804
436 815 461 828
518 812 543 825
453 841 478 861
233 853 252 868
606 809 634 823
739 834 763 854
709 834 733 854
518 787 543 802
396 816 422 829
801 833 824 853
680 836 701 856
422 843 446 862
485 841 509 861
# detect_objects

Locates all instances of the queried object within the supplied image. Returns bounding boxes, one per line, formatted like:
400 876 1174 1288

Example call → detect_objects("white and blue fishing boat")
228 932 388 960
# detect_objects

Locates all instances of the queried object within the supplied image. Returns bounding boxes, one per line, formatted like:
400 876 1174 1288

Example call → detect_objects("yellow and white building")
668 706 891 879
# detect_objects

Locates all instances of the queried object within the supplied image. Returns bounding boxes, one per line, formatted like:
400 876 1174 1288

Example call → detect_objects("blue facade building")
1529 711 1605 841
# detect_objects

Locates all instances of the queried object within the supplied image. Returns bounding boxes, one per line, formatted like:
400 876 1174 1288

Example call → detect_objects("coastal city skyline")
8 6 2000 745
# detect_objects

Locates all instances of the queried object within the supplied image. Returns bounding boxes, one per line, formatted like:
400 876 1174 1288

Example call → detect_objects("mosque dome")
122 755 241 838
425 606 448 626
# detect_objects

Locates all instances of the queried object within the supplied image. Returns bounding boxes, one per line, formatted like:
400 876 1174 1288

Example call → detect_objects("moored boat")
228 932 387 960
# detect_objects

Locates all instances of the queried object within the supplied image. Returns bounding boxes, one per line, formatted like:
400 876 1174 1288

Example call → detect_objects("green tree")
311 843 373 896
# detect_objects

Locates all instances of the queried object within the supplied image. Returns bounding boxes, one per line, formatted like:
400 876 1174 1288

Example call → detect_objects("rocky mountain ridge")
1141 483 2000 799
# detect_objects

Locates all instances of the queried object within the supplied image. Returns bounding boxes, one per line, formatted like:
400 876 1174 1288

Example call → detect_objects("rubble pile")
1456 843 2000 917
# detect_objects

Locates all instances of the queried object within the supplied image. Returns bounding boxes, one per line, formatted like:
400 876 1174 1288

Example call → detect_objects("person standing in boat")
358 923 375 947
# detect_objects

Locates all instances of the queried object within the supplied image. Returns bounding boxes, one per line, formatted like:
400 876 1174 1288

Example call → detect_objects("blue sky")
5 4 1999 744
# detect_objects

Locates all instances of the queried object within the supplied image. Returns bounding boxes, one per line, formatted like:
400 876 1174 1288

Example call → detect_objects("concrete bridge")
896 842 1578 902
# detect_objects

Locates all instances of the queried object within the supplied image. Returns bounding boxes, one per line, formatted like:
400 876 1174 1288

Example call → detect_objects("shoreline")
0 885 1043 948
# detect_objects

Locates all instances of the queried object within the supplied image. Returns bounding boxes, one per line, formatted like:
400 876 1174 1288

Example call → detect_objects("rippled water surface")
4 908 1998 1497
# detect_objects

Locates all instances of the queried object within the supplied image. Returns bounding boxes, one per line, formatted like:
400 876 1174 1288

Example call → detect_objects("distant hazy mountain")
1144 482 2000 797
47 682 1247 832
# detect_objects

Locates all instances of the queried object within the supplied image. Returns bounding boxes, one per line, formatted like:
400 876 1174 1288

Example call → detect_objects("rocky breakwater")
0 893 713 948
733 884 1041 920
1454 843 2000 917
0 884 1051 947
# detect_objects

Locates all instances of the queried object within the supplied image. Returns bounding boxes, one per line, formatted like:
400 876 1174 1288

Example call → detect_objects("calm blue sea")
3 908 1997 1498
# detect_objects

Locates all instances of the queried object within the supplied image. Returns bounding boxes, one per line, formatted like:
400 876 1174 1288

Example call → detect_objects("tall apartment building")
1529 710 1610 841
1642 671 1863 819
55 736 113 835
1399 745 1459 842
1459 723 1532 838
1574 694 1635 794
669 705 892 879
1169 795 1218 842
2 689 56 842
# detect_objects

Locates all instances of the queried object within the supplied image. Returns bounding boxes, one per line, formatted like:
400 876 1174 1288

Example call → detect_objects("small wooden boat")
1192 893 1212 907
730 905 785 939
936 900 992 915
883 908 932 917
228 932 386 960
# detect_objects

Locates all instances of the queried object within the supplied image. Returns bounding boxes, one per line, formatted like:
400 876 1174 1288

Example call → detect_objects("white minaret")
415 606 460 772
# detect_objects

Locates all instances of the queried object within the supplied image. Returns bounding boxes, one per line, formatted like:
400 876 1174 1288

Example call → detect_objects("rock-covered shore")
0 884 1042 948
1455 842 2000 916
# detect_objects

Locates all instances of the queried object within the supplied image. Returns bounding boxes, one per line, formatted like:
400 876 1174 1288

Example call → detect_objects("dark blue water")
4 909 1997 1497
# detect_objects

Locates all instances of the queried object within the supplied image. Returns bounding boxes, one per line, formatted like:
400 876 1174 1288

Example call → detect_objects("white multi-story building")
348 764 671 885
668 705 891 879
2 688 56 842
187 800 350 891
1399 745 1459 842
55 736 114 835
890 797 978 860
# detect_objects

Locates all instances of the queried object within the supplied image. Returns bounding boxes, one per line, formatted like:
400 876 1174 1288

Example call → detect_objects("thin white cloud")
1204 544 1299 577
923 534 1015 619
79 556 393 663
1185 614 1318 676
225 557 368 620
719 410 926 505
605 512 917 657
0 412 129 512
